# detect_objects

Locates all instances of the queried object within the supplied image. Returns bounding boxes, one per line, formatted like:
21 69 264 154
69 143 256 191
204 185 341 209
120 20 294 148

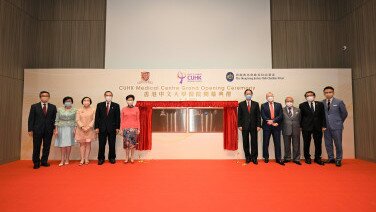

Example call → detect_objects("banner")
21 69 353 159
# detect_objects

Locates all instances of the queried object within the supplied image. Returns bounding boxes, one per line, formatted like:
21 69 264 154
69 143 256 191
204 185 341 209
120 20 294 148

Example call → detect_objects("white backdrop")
21 69 354 160
105 0 272 69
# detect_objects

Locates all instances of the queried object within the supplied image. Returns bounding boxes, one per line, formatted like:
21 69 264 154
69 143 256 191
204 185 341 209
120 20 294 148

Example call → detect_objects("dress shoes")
314 159 325 166
293 161 302 165
40 163 50 167
325 159 336 164
276 160 285 166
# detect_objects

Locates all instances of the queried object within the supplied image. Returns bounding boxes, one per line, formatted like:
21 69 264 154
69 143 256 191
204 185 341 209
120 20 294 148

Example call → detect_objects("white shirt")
246 100 251 107
40 102 48 110
106 101 111 108
308 101 315 111
326 97 333 104
286 106 294 115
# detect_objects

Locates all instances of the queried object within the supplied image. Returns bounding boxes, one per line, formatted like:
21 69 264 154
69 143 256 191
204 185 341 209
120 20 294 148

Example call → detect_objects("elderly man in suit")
28 91 57 169
261 92 285 165
322 86 348 167
281 97 302 165
238 89 261 164
299 91 326 165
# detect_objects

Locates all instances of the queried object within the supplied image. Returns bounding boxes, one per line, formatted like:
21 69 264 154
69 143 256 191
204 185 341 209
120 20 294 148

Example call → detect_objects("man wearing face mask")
299 91 326 165
95 91 121 165
281 97 302 165
322 86 348 167
261 92 284 165
28 91 57 169
238 89 261 164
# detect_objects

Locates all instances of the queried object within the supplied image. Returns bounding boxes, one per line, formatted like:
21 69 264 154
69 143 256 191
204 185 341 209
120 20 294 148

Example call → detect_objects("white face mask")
105 96 112 102
267 96 274 102
306 96 315 102
127 100 134 106
286 102 293 107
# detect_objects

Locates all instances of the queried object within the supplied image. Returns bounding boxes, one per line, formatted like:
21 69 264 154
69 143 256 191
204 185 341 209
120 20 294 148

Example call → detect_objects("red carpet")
1 159 376 212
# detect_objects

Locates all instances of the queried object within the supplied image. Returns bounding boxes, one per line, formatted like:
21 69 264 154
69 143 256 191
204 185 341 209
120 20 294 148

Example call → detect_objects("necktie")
310 102 314 112
42 103 47 116
288 107 292 117
247 101 251 113
106 102 110 116
327 100 331 111
270 103 275 119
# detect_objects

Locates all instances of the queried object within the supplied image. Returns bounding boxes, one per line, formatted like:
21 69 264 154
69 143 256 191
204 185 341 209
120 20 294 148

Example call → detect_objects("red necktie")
270 102 275 119
106 102 110 116
42 103 47 116
247 101 251 112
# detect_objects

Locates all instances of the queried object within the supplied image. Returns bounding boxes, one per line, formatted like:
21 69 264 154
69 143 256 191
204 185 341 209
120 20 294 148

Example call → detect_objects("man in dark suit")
238 89 261 164
95 91 121 165
28 91 57 169
299 91 326 165
322 86 348 167
261 92 285 165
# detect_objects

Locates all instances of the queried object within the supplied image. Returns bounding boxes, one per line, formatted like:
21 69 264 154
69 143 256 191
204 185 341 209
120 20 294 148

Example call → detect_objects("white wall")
106 0 272 69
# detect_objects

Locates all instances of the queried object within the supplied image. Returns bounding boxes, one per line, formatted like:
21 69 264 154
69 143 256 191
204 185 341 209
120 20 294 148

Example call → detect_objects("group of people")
27 86 348 169
238 86 348 167
28 91 140 169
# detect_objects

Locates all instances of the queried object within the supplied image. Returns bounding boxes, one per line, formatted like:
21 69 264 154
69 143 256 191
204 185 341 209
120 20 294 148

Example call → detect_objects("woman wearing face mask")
54 96 77 166
120 95 140 163
75 97 96 165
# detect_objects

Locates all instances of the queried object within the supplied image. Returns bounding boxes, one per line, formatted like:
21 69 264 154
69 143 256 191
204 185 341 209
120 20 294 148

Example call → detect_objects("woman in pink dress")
120 95 140 163
75 97 96 165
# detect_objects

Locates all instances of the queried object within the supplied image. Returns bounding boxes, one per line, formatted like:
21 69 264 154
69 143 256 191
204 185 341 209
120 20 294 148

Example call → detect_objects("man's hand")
95 128 99 134
272 123 279 127
322 127 326 131
28 131 33 137
54 129 58 136
267 120 273 125
257 127 261 131
116 129 120 134
238 127 242 131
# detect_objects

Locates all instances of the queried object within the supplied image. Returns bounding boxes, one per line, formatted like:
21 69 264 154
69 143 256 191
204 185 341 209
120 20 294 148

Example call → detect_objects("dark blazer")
94 101 121 133
299 101 327 131
28 102 57 134
238 100 261 130
261 102 283 130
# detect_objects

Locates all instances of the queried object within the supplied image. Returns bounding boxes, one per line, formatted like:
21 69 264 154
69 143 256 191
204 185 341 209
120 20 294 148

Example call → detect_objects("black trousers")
302 130 323 160
242 128 258 160
263 128 282 160
98 130 117 160
32 131 53 165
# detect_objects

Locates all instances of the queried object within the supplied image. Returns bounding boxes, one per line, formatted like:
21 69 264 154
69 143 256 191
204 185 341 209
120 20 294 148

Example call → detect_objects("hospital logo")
177 71 202 84
226 72 234 82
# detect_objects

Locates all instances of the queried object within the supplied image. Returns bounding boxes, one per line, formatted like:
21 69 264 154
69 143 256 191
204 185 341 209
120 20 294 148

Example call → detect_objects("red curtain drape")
135 101 238 151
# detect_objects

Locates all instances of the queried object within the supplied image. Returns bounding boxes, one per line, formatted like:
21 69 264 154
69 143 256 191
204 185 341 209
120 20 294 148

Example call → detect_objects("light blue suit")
323 97 348 161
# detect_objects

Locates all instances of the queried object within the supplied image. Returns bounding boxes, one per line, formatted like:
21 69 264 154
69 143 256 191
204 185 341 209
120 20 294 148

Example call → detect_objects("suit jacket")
261 102 283 130
299 101 326 131
322 97 348 130
94 101 121 133
237 100 261 130
281 106 301 136
28 102 57 134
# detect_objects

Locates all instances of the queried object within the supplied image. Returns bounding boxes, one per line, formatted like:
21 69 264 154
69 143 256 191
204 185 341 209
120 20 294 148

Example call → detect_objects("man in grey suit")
323 86 348 167
281 97 302 165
